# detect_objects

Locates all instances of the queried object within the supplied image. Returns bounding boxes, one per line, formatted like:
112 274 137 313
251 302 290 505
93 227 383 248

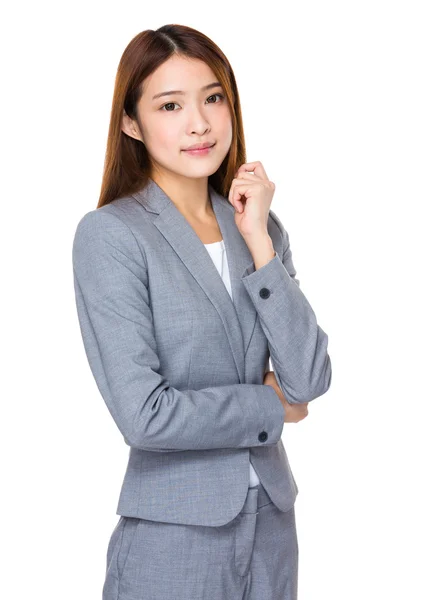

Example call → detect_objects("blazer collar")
131 178 258 383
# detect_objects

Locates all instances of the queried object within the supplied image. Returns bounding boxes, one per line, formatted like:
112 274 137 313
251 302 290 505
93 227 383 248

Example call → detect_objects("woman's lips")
182 143 216 156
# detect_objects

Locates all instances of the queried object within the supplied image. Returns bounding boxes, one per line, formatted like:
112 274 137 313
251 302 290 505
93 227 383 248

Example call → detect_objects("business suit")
72 177 332 598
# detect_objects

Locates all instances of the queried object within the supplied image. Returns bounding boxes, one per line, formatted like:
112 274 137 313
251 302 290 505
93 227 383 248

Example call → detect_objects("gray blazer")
72 178 332 527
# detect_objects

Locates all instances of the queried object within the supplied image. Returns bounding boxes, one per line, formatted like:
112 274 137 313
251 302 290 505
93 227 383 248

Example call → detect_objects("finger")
229 182 252 213
234 170 261 180
228 183 242 212
235 161 269 181
228 194 244 213
228 181 245 213
230 178 252 213
235 172 262 183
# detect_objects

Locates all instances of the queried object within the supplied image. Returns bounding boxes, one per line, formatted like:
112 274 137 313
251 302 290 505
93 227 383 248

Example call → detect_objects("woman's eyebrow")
152 82 222 101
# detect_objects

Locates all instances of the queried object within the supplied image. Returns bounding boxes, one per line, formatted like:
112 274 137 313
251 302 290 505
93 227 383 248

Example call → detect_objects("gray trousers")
103 482 299 599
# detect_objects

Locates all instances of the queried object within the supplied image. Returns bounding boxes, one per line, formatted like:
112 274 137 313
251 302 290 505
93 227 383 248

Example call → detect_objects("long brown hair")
97 24 247 209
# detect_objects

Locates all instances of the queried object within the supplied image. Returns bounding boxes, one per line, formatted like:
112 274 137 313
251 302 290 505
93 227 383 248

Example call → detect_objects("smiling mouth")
182 143 216 153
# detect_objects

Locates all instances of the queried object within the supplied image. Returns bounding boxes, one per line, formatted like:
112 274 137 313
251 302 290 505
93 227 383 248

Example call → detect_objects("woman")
72 24 332 600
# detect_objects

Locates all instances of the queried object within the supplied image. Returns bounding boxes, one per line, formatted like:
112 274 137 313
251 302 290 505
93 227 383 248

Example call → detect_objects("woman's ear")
121 109 144 143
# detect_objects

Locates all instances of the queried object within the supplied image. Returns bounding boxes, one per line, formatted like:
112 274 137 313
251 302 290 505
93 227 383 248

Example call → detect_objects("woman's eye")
160 102 179 112
207 93 224 103
160 93 224 111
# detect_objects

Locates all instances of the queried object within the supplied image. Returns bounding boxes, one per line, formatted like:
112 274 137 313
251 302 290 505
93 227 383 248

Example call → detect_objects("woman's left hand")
228 161 276 239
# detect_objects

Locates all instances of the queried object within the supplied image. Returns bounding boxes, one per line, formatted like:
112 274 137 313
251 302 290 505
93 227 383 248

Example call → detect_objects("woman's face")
123 55 233 180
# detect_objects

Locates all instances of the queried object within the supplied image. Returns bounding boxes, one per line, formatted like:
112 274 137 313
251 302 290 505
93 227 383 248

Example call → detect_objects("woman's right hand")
263 370 309 423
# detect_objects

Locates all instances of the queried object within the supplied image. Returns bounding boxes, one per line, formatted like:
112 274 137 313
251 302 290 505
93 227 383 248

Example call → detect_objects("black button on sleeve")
258 431 268 442
259 287 270 299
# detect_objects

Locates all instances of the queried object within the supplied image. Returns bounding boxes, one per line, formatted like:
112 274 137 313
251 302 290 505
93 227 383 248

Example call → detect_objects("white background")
2 1 427 598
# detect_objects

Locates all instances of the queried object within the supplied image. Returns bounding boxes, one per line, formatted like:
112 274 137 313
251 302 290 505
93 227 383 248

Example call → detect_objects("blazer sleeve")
240 210 332 404
72 209 285 452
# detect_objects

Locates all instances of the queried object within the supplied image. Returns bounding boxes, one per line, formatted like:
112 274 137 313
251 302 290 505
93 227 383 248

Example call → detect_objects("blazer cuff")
241 251 295 291
242 383 285 446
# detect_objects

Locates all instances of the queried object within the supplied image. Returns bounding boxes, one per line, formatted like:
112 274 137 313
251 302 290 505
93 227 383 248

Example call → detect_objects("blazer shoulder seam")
93 206 149 270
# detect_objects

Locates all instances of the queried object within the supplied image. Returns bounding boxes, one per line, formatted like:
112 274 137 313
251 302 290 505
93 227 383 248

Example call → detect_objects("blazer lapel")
131 178 258 384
